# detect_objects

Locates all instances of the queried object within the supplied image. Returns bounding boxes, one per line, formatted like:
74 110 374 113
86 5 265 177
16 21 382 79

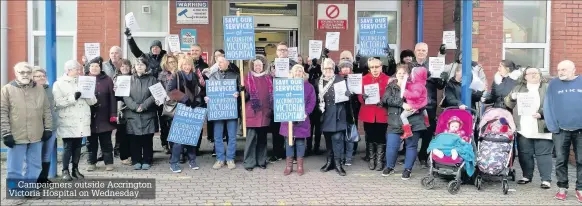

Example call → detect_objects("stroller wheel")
475 176 483 190
447 180 461 195
421 176 435 190
502 179 509 195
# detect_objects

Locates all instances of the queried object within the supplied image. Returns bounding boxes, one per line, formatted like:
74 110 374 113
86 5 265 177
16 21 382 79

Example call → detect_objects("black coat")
127 38 167 79
382 80 427 134
315 75 354 133
442 78 483 109
484 74 519 109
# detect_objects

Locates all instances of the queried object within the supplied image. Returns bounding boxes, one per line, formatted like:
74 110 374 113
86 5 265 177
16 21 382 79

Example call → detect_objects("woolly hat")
400 49 415 63
88 56 103 69
150 40 163 51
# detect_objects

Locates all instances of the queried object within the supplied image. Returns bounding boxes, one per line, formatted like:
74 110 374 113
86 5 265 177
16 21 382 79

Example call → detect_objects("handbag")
162 73 186 117
346 124 360 142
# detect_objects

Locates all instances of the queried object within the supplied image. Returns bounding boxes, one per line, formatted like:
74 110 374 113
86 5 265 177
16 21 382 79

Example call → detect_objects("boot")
334 159 346 176
37 162 51 183
283 157 293 176
362 140 370 161
297 158 305 176
320 150 335 172
368 143 377 170
71 164 84 179
375 144 386 171
62 170 72 181
401 124 413 139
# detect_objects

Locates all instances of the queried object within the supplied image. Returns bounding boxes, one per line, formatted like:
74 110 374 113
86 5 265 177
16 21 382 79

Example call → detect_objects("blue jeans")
386 132 421 170
42 133 57 163
170 143 196 165
285 137 306 158
6 142 43 189
345 140 354 161
213 119 238 161
553 129 582 190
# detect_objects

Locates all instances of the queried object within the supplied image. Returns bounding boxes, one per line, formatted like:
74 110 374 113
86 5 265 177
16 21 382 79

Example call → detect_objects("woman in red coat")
358 58 390 171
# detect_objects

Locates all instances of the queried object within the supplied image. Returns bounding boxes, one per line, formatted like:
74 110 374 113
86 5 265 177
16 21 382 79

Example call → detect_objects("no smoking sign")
317 4 348 30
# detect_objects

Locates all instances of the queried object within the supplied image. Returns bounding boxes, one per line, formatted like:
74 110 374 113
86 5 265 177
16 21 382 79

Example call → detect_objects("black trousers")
115 124 131 160
130 134 154 165
363 123 387 144
418 107 437 162
270 122 285 158
87 131 114 165
158 108 170 147
62 138 83 171
307 111 322 151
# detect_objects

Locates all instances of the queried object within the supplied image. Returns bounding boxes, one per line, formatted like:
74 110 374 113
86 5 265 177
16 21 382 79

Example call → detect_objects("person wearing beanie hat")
124 28 167 79
399 49 415 64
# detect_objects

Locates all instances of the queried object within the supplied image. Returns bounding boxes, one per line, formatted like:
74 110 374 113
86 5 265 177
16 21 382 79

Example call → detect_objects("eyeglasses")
17 71 32 75
323 67 334 70
369 65 381 69
34 75 46 78
525 72 540 76
277 49 288 52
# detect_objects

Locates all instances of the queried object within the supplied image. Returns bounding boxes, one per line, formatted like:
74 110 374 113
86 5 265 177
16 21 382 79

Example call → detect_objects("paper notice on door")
364 83 380 105
274 58 290 78
334 82 349 103
148 82 168 103
429 57 445 78
78 76 96 99
325 32 340 51
84 43 100 62
347 74 362 94
288 47 298 62
125 12 140 31
442 31 457 50
166 35 181 53
309 40 323 60
114 76 131 97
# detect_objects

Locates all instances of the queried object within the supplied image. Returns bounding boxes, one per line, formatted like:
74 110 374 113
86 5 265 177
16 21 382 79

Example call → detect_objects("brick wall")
422 0 444 56
442 0 457 63
6 1 28 80
77 0 121 61
400 0 416 53
169 0 213 55
314 0 355 61
472 0 503 81
550 1 582 76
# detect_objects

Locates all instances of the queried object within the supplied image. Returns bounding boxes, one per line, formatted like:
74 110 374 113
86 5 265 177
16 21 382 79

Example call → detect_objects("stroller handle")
442 106 478 116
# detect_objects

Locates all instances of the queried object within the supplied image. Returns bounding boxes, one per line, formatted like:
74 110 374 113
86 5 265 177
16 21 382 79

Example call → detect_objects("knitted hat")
448 116 463 128
88 56 103 69
150 40 163 51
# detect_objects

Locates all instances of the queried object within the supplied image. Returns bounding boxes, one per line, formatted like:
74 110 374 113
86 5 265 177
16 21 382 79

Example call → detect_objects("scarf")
247 71 273 112
318 75 335 113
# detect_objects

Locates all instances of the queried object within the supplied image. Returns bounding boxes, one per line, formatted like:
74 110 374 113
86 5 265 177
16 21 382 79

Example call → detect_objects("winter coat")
403 67 428 110
316 75 354 133
167 71 202 108
122 73 158 135
484 70 521 109
0 81 52 144
382 80 428 133
53 75 97 138
410 58 447 109
43 84 58 129
504 80 549 132
358 73 390 123
158 69 174 90
244 72 273 128
442 78 484 109
90 72 117 133
113 74 130 125
279 80 316 138
127 38 167 79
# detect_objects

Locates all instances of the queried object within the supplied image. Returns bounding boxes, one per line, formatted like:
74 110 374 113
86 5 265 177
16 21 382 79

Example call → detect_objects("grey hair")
13 62 32 72
32 66 46 74
338 60 353 70
322 58 335 69
63 60 81 75
110 46 122 53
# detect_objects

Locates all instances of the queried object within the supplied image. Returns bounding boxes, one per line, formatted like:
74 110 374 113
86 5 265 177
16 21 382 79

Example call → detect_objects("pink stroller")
421 108 477 195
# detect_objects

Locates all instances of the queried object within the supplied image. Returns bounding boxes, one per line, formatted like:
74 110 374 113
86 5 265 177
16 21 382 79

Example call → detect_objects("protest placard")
334 82 349 103
206 79 238 120
429 57 445 78
275 58 290 78
165 35 181 53
442 31 457 50
148 83 168 104
517 93 537 116
84 43 100 61
288 47 298 62
347 74 362 94
167 105 206 146
364 83 380 104
125 12 140 31
78 76 96 99
325 32 340 51
223 16 255 60
358 17 388 57
309 40 323 60
273 78 305 122
114 76 131 97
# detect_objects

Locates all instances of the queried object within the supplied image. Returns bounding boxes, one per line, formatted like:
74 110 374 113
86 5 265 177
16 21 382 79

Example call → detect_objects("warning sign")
317 4 348 30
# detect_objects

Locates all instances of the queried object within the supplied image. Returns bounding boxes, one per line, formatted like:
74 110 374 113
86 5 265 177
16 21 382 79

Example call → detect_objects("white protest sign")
429 57 445 78
114 76 131 97
309 40 323 60
148 82 168 103
347 74 362 94
517 93 537 116
125 12 140 31
470 72 486 91
166 35 181 53
334 82 349 103
325 32 340 51
442 31 457 50
288 47 298 62
78 76 96 99
364 83 380 105
274 58 290 78
84 43 100 61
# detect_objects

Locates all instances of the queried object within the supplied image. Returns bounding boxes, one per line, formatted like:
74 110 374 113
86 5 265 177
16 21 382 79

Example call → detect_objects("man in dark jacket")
124 28 167 79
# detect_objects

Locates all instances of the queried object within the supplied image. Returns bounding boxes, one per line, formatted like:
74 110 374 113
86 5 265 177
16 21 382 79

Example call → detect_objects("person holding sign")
53 60 97 181
158 55 179 155
205 56 242 170
482 60 520 109
338 61 361 163
123 57 159 171
504 67 552 189
316 59 353 176
85 57 117 172
280 65 316 176
124 28 167 79
442 64 485 111
358 58 390 171
113 59 133 165
166 56 205 172
242 55 273 171
381 64 427 180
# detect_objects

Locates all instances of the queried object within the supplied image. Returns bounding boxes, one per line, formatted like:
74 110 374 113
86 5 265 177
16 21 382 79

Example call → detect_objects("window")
28 1 77 76
355 11 398 65
122 1 169 61
502 0 550 74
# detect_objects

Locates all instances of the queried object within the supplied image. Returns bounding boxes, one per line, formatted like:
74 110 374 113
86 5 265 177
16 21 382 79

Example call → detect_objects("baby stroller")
421 107 477 195
474 108 516 194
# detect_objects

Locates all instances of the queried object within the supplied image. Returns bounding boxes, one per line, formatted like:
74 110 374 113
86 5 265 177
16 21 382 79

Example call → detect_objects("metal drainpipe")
460 0 473 107
46 0 58 178
416 0 424 43
1 0 8 85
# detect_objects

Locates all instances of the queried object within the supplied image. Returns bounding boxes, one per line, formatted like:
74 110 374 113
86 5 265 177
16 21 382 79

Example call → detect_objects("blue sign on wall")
273 78 305 122
206 79 238 120
358 17 389 57
167 104 206 146
223 16 255 60
180 29 197 51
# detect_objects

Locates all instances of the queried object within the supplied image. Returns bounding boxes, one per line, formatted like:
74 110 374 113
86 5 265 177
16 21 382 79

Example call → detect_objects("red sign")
325 5 340 19
317 4 348 30
318 20 348 30
201 52 208 63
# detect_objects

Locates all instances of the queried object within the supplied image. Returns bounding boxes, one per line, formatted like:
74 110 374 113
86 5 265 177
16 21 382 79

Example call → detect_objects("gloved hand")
362 94 369 99
322 48 330 58
3 134 15 148
239 86 246 92
355 53 361 62
42 130 52 141
74 92 82 100
439 44 447 55
344 91 351 97
124 28 132 38
440 71 449 80
376 102 383 107
311 58 318 66
109 117 117 123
